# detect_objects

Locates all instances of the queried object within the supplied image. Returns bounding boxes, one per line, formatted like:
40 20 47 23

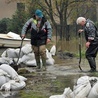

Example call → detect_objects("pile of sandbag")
0 44 56 66
49 76 98 98
0 64 27 91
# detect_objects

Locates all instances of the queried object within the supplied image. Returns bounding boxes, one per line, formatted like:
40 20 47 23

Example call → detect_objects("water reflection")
0 91 19 98
49 74 84 94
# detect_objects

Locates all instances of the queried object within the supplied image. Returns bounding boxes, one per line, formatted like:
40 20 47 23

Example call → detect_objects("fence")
54 24 85 53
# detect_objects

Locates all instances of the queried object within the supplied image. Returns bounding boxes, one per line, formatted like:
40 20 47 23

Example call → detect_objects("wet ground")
0 48 98 98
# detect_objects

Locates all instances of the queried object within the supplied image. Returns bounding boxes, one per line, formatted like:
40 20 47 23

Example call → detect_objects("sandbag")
15 48 24 58
0 69 10 86
88 82 98 98
21 53 35 63
50 45 56 56
0 76 7 87
1 48 17 58
0 64 19 81
49 87 73 98
21 44 32 54
46 58 55 65
0 57 13 65
63 87 74 98
18 75 27 81
46 49 52 59
74 82 91 98
25 60 37 66
74 84 87 95
76 76 89 85
6 48 17 58
11 81 26 90
0 80 26 91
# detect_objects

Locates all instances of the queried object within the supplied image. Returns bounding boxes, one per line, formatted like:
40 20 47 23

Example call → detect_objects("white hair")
76 17 86 24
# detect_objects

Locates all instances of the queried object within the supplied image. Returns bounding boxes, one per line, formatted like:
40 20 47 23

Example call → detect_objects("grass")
19 90 47 98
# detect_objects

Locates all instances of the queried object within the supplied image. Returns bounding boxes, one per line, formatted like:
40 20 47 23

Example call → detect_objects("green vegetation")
19 91 47 98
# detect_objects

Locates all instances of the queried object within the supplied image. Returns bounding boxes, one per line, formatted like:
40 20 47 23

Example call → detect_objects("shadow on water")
0 91 19 98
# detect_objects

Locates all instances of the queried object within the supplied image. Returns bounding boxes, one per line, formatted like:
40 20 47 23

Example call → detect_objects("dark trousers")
86 43 98 70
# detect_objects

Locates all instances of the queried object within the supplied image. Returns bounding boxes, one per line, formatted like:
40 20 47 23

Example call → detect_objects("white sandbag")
7 32 21 39
21 44 32 54
74 84 86 95
11 58 20 65
1 48 17 58
50 45 56 56
0 57 13 65
0 75 10 87
0 69 10 77
21 53 35 63
25 60 37 66
0 79 26 91
11 80 26 90
0 69 11 86
18 75 27 81
76 76 89 85
0 57 9 64
0 76 7 87
0 75 27 91
15 48 24 58
75 82 91 98
46 58 55 65
6 48 17 58
49 87 73 98
63 87 74 98
0 80 15 91
46 49 52 59
0 64 19 81
0 80 25 91
88 82 98 98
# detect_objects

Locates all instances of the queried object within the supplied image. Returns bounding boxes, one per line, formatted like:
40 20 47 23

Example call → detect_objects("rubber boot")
35 56 41 71
86 57 96 72
42 58 46 71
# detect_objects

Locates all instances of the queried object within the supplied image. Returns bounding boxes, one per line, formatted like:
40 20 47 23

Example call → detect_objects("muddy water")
0 47 97 98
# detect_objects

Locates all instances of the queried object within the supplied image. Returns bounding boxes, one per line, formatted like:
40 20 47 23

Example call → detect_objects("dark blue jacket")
21 17 52 46
84 19 98 43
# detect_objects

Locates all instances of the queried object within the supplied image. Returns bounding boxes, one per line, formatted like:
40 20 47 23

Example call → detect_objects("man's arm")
45 20 52 40
21 18 33 38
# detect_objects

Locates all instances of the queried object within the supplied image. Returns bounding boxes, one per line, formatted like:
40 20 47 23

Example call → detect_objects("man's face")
35 15 40 20
79 21 85 26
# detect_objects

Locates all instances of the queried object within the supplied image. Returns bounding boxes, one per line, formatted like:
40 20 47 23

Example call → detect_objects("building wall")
0 0 17 19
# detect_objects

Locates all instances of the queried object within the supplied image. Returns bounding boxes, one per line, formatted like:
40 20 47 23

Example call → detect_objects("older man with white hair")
76 17 98 72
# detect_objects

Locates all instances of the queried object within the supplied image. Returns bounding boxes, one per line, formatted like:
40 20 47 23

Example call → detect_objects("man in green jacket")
21 9 52 71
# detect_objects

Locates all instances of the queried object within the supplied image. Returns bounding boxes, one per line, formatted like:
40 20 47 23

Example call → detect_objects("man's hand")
21 35 25 40
78 29 84 33
86 41 90 48
47 38 51 43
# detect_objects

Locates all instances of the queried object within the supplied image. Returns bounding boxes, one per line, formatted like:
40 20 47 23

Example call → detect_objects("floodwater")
0 48 98 98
